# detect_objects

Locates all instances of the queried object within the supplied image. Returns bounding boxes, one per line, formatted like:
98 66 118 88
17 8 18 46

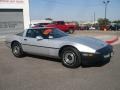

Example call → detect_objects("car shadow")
25 54 110 68
26 54 61 63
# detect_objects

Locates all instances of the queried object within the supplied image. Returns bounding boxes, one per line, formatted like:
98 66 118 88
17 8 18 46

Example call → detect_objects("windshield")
51 28 68 38
26 28 68 39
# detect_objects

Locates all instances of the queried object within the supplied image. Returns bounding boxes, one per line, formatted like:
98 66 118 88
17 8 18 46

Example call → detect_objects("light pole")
94 12 96 25
103 0 110 25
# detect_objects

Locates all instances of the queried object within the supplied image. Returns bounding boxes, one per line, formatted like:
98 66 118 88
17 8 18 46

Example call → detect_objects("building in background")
0 0 30 33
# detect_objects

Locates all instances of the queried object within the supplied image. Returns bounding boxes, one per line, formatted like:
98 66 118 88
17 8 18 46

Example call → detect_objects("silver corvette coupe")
5 27 113 68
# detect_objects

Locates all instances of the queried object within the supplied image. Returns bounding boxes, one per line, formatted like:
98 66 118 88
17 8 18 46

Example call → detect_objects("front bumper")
81 45 113 65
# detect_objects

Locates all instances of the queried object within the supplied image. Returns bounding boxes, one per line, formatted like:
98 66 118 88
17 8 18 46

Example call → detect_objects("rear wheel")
68 29 74 34
11 42 24 58
61 47 81 68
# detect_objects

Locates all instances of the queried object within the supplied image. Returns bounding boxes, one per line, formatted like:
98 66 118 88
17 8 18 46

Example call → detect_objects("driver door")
22 29 49 55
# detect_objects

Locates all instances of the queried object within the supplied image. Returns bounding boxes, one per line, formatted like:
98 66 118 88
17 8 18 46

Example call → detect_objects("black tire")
68 29 74 34
11 42 24 58
61 47 81 68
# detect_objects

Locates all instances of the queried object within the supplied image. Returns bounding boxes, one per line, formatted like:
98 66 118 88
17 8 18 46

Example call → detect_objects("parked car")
32 23 50 28
89 26 96 30
46 21 76 34
5 27 113 68
78 25 89 30
31 20 52 27
109 24 120 31
100 25 110 31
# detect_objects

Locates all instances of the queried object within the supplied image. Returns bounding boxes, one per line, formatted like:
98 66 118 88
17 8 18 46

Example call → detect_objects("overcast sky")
29 0 120 21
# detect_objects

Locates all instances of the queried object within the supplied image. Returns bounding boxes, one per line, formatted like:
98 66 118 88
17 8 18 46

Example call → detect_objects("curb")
105 36 119 44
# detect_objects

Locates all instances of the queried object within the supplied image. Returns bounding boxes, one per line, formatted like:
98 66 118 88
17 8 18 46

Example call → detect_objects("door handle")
24 39 27 41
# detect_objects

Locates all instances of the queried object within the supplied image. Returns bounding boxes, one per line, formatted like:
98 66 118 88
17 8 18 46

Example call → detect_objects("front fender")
59 42 96 54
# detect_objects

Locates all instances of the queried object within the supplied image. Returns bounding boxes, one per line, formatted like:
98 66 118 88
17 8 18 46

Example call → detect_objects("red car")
46 21 77 34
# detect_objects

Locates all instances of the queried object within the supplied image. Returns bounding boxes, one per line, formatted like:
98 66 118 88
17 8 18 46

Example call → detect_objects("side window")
26 29 36 38
26 29 42 38
35 30 42 37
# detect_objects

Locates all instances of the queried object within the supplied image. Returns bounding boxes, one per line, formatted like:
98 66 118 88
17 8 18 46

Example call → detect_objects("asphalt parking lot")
0 31 120 90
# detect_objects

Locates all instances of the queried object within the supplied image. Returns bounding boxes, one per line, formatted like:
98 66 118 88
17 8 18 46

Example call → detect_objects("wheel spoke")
13 46 19 55
64 52 75 65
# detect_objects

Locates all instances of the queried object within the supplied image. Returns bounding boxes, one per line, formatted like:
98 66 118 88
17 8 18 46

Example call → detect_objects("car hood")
57 36 108 50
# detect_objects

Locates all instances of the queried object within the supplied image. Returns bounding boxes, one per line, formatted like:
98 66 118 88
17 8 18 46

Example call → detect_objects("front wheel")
12 42 24 58
68 29 74 34
61 47 81 68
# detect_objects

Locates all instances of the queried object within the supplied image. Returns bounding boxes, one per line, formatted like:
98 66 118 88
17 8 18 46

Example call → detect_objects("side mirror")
36 36 43 41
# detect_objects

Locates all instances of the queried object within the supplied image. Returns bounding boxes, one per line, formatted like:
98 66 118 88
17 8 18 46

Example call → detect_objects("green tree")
112 20 120 24
98 18 110 25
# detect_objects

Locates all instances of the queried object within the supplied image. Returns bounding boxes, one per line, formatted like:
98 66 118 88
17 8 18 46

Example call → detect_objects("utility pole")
94 12 96 25
103 0 110 26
